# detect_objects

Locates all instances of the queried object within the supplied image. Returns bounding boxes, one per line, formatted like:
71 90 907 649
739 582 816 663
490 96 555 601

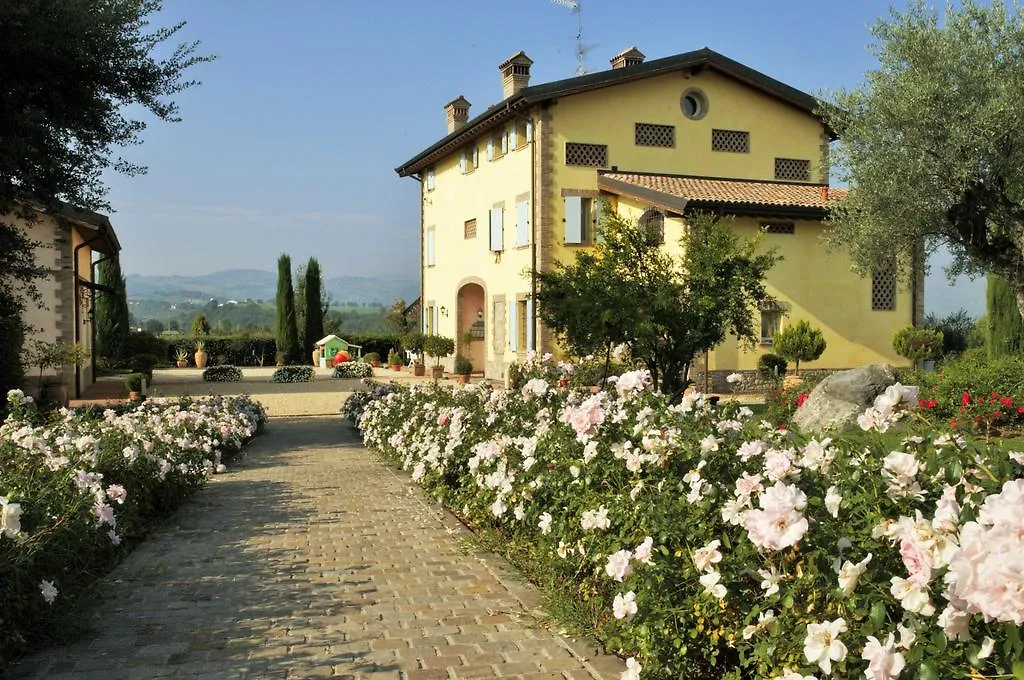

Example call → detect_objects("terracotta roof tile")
599 172 846 209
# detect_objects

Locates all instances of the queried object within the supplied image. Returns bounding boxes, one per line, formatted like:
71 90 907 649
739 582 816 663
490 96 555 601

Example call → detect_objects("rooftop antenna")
550 0 597 75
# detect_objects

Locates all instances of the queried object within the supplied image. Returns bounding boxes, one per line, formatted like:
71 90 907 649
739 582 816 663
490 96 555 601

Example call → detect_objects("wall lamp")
440 306 448 317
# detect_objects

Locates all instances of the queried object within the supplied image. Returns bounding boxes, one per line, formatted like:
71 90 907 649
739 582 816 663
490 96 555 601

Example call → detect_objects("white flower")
937 604 972 641
613 591 638 620
538 512 553 534
861 633 906 680
837 553 872 597
633 536 655 566
0 496 23 539
824 486 842 518
621 656 642 680
693 539 723 572
758 566 784 597
490 498 507 518
742 609 776 640
744 481 809 552
803 618 848 675
700 435 721 453
581 506 611 531
889 577 934 616
726 372 745 384
605 549 633 582
978 636 995 659
699 569 727 599
777 670 817 680
895 623 916 650
40 579 58 604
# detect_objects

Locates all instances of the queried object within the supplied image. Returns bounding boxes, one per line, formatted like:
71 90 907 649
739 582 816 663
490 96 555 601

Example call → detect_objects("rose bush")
0 390 266 664
351 356 1024 680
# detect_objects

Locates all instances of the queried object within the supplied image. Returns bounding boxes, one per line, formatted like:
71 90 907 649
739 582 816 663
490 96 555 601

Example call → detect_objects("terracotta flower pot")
430 366 444 380
413 363 426 377
389 364 402 371
194 351 208 369
176 360 188 368
456 374 470 384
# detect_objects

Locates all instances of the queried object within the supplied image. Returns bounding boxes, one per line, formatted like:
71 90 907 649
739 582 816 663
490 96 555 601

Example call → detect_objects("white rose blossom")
803 618 848 675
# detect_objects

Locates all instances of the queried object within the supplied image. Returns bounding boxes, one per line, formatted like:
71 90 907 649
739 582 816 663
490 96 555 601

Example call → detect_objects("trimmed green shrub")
123 330 168 365
757 352 787 381
454 354 472 375
423 335 454 367
270 365 314 383
772 320 826 374
123 372 144 392
333 362 373 379
386 349 402 366
363 352 379 364
202 365 242 382
893 326 943 361
401 332 425 364
127 353 161 381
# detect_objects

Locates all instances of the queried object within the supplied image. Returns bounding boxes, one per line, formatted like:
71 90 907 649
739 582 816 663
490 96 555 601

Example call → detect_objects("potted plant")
423 334 455 380
402 332 426 376
387 349 402 371
364 352 380 368
194 340 209 370
454 354 472 384
124 372 145 401
174 347 189 368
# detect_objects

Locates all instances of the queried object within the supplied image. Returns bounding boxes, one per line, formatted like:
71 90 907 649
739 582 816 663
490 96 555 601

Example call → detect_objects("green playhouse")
315 334 362 367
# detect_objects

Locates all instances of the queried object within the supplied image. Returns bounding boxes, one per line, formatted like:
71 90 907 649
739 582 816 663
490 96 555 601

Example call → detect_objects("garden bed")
0 390 267 665
348 356 1024 679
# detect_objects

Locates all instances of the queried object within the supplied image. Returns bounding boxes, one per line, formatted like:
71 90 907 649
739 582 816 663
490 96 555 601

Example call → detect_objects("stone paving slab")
8 417 624 679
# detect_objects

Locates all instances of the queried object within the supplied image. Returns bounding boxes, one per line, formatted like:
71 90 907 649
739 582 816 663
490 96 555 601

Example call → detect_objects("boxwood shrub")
270 365 314 383
202 365 242 382
333 362 373 379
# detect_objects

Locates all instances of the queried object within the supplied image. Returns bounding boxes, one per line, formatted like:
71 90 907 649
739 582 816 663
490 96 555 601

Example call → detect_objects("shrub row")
0 391 267 665
350 357 1024 680
333 362 373 379
202 365 242 382
270 366 314 383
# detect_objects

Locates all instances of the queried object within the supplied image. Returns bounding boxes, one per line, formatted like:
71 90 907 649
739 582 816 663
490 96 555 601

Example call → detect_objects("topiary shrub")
128 353 161 382
202 365 242 382
423 335 455 367
270 365 314 383
123 372 144 392
333 362 373 379
772 320 826 375
757 353 788 381
893 326 944 362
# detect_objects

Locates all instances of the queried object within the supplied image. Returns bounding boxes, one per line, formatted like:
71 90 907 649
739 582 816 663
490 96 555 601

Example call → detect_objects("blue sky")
105 0 985 315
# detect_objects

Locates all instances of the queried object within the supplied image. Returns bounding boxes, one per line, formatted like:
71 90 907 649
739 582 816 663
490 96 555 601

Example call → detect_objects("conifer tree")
94 258 129 362
275 254 300 363
303 258 325 357
986 274 1024 357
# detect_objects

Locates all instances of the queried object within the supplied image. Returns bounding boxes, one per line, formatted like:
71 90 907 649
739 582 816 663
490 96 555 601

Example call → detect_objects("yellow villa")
396 47 922 387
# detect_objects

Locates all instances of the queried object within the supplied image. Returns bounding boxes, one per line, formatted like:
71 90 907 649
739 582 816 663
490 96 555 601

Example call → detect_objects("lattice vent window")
711 129 750 153
464 218 477 239
872 263 897 310
775 158 811 181
565 142 608 167
635 123 675 148
761 221 795 234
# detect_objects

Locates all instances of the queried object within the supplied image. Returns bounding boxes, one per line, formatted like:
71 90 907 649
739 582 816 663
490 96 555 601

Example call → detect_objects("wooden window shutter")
525 298 534 351
516 199 529 246
433 306 439 334
489 207 503 252
509 303 518 352
564 196 583 244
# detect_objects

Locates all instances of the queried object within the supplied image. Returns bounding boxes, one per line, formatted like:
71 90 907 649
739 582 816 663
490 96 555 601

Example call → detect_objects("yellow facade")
400 48 917 381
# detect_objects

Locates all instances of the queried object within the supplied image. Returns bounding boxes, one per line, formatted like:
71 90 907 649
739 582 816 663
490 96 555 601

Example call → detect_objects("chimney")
444 96 471 134
499 51 533 99
610 46 645 69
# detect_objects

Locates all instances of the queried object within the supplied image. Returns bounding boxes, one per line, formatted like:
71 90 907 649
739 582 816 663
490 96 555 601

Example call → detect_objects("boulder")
792 364 897 434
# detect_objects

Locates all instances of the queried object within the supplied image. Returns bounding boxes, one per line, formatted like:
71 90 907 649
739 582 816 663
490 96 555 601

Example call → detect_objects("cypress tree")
986 274 1024 357
275 254 300 363
94 257 129 361
304 258 325 358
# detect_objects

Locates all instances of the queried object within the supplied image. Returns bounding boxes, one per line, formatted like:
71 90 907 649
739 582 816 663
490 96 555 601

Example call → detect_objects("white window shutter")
423 307 428 333
509 303 518 352
486 138 494 161
500 132 508 154
526 298 534 351
516 199 529 246
526 121 533 142
564 196 583 244
426 230 436 266
433 306 439 334
459 152 467 174
489 207 503 252
472 147 479 167
509 126 518 148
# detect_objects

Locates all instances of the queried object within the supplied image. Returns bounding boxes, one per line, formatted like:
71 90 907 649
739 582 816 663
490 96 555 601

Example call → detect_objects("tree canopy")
823 0 1024 314
275 254 300 363
535 209 779 400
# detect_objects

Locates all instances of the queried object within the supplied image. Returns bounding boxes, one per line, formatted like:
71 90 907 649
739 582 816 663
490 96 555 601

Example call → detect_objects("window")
459 145 479 174
425 227 436 266
425 305 435 335
712 129 750 153
760 309 782 345
872 262 897 311
775 158 811 181
487 130 507 161
489 206 504 252
565 142 608 167
515 199 530 246
425 168 435 191
516 299 528 351
564 196 597 244
511 119 532 150
464 218 477 239
760 221 795 234
635 123 675 148
680 88 708 120
638 207 665 244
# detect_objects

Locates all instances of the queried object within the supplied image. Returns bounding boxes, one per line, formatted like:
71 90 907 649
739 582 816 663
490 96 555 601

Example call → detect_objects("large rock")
792 364 897 434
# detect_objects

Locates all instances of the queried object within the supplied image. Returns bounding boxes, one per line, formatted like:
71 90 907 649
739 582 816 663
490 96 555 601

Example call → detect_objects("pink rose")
900 538 933 585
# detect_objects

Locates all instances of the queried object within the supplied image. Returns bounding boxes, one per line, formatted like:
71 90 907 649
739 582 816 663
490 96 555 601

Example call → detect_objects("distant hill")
125 269 418 306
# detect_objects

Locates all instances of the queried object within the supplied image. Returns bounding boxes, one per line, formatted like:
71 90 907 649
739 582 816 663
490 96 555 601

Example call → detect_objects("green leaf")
869 601 886 628
1011 659 1024 680
917 661 939 680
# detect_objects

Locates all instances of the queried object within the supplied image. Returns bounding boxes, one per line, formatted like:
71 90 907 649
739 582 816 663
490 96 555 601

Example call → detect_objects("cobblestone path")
10 417 624 680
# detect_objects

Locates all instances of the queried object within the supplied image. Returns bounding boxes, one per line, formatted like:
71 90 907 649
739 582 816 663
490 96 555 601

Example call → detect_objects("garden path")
10 417 624 680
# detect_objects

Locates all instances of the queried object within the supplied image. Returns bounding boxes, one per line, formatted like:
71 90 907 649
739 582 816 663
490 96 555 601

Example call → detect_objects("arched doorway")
457 282 486 374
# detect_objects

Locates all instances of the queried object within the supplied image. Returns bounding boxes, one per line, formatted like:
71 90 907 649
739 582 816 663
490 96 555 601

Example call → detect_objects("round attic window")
681 88 708 120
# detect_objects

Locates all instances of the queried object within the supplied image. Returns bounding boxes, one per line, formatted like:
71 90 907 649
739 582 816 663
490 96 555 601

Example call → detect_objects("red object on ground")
332 351 350 366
